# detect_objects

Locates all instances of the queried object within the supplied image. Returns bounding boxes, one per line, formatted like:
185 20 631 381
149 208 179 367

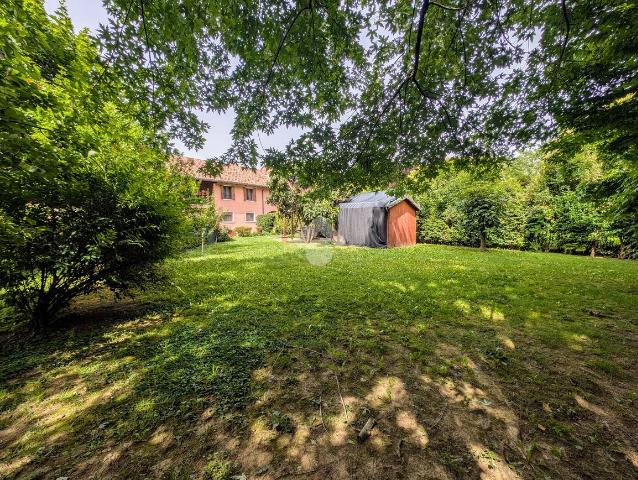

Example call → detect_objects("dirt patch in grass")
1 237 637 479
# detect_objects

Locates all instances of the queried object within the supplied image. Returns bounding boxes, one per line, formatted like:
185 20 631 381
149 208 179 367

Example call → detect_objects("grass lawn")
1 236 637 479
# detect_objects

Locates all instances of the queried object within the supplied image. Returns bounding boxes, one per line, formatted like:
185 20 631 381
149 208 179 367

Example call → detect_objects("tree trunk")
479 232 487 251
201 230 205 255
590 245 596 258
31 311 45 330
306 225 313 243
31 295 51 330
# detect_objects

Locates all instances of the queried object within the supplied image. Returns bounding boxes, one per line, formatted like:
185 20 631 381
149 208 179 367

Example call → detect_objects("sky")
43 0 302 159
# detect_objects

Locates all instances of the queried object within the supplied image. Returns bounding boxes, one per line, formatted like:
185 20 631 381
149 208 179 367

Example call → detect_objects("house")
337 191 420 247
180 156 276 231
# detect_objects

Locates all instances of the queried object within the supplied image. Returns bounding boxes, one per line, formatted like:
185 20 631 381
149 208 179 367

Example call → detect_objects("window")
245 188 255 201
198 182 213 197
222 185 233 200
245 212 255 222
221 212 233 223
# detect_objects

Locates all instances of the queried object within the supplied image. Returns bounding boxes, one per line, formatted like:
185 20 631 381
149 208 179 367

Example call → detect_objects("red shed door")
387 200 417 247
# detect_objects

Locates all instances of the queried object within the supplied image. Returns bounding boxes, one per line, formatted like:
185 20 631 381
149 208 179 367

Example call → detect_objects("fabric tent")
337 191 420 247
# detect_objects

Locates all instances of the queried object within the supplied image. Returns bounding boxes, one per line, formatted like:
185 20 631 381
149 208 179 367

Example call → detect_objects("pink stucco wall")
199 181 276 231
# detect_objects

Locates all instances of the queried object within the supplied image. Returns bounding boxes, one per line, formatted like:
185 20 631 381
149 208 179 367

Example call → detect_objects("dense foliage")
256 213 276 233
414 150 630 256
458 185 507 252
267 175 337 241
99 1 637 185
0 1 192 327
266 176 303 237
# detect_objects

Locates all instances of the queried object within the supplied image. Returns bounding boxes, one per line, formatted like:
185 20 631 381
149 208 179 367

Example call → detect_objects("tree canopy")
99 1 637 182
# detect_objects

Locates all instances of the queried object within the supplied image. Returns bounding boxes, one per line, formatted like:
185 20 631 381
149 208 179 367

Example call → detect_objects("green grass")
1 237 637 479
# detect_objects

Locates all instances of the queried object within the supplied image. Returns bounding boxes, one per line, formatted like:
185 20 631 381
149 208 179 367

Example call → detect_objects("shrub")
235 226 253 237
215 226 232 242
256 213 276 233
1 147 190 329
273 213 284 234
0 6 191 328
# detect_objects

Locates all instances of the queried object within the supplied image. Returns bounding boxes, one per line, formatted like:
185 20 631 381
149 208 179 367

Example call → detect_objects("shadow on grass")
1 238 637 479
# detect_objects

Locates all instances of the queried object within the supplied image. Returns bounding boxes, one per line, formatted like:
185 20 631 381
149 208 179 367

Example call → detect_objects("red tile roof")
177 156 271 188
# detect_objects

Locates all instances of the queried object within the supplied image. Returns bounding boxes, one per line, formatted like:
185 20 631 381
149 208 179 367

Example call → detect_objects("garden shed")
337 191 420 247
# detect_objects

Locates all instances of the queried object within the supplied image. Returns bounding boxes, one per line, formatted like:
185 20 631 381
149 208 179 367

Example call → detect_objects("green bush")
414 153 629 256
1 145 190 329
256 213 276 233
0 5 191 328
235 226 253 237
215 226 232 242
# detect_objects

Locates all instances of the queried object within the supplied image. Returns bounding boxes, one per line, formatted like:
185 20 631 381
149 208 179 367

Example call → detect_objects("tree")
98 1 637 193
256 213 276 233
573 144 638 254
524 194 554 252
299 197 335 243
415 166 523 250
594 161 638 255
537 138 632 255
266 176 302 239
551 191 606 255
415 169 467 245
266 173 339 242
0 1 192 328
459 185 506 251
190 194 220 254
412 148 631 257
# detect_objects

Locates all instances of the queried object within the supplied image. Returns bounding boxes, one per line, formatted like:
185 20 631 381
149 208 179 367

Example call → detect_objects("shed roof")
340 191 421 211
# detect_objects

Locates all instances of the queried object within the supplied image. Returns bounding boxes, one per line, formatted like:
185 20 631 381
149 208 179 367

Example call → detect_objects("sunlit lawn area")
1 236 637 479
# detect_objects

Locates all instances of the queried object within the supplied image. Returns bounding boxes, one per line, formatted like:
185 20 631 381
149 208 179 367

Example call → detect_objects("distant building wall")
199 181 276 230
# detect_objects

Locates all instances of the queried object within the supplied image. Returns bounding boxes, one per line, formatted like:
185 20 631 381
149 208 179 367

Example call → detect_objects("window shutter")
243 188 247 201
231 187 235 200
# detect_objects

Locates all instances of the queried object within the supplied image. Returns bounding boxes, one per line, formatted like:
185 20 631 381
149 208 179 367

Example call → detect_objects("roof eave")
194 177 268 188
386 196 421 211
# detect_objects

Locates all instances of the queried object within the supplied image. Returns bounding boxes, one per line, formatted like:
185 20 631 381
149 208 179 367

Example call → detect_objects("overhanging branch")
412 0 431 80
557 0 570 67
430 1 465 11
263 5 312 91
